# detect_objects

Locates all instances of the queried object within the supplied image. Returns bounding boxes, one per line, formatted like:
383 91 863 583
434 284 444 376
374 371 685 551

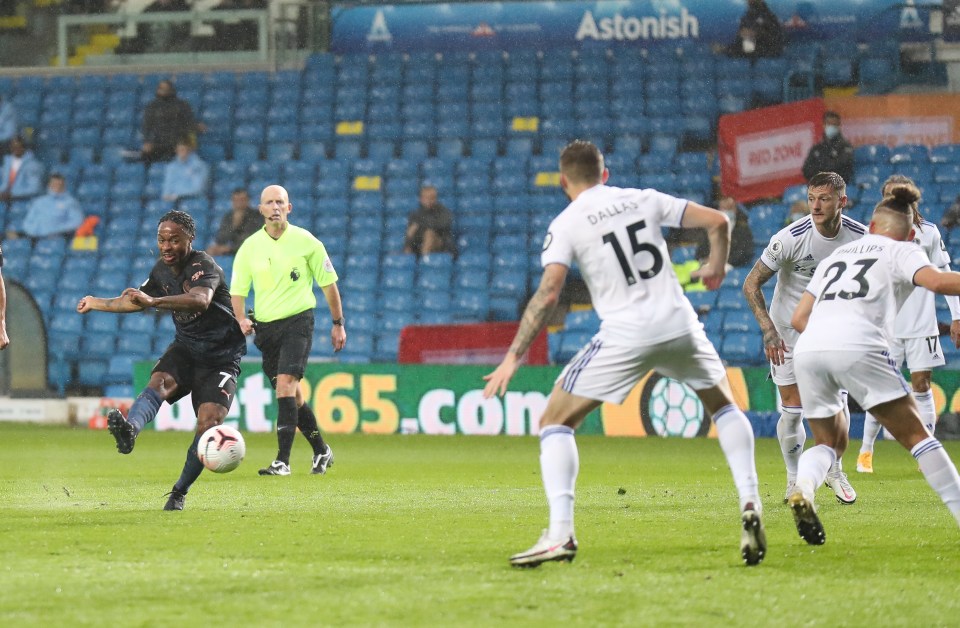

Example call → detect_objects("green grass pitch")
2 423 959 626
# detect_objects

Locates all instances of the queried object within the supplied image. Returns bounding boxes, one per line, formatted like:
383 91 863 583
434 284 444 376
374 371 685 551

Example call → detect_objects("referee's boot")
258 460 291 476
311 445 334 475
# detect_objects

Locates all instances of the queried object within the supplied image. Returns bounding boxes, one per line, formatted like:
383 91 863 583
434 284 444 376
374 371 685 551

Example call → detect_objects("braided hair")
158 210 196 240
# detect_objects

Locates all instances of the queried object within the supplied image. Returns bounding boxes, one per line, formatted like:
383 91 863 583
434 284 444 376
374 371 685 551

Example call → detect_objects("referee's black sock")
276 396 298 465
297 403 327 456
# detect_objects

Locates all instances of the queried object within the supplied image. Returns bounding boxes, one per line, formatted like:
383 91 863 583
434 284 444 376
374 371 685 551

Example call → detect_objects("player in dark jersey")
77 210 246 511
0 242 8 350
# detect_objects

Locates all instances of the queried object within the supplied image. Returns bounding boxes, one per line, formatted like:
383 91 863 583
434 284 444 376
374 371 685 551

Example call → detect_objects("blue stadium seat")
720 332 764 365
929 144 960 164
889 144 929 164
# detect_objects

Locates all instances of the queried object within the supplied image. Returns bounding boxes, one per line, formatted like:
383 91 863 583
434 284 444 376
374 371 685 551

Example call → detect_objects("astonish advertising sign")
331 0 927 53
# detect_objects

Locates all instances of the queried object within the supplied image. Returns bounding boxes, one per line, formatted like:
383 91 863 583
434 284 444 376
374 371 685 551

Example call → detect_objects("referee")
231 184 346 476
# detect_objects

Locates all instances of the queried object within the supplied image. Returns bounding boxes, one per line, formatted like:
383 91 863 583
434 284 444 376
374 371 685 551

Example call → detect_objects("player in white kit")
483 140 765 568
789 183 960 544
857 174 960 473
742 172 865 504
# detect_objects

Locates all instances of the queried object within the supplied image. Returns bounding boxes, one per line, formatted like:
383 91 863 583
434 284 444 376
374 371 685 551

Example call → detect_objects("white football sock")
713 404 760 512
796 444 836 502
912 437 960 526
539 425 578 540
861 412 882 454
914 391 937 434
776 406 804 482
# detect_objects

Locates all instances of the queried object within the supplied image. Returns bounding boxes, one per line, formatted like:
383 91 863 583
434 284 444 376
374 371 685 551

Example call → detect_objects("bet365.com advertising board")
134 361 773 436
135 361 960 437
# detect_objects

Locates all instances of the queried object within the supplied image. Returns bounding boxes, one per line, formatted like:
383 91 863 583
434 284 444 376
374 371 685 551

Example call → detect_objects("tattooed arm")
483 263 567 398
742 259 787 365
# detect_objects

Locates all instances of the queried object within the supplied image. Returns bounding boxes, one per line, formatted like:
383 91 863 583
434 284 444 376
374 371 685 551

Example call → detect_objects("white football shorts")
769 323 800 386
794 349 911 418
889 335 945 372
555 326 727 404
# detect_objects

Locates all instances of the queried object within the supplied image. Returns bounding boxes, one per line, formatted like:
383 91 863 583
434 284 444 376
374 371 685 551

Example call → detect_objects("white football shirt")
795 234 933 353
894 219 960 338
541 184 699 344
760 214 866 329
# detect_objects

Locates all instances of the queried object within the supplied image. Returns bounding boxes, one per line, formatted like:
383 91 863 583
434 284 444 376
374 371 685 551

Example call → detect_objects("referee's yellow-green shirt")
230 224 338 323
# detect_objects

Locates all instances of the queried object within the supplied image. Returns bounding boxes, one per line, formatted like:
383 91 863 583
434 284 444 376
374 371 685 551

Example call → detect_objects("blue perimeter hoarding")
330 0 941 54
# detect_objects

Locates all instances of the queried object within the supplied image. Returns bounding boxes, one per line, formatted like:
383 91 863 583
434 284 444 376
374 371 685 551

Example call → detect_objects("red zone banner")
718 98 826 203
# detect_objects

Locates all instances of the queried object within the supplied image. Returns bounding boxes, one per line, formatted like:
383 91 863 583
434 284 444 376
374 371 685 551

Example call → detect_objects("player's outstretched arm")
123 286 213 313
321 282 346 353
483 263 567 398
680 202 729 290
742 260 787 365
915 266 960 297
76 292 144 314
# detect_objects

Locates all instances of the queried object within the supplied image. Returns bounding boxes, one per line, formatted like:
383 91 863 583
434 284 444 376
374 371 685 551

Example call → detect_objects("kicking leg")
108 372 175 454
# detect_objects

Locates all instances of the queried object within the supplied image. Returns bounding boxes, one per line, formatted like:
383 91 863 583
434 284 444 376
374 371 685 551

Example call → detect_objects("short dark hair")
232 187 248 196
807 171 846 195
48 172 65 182
559 139 604 184
823 110 841 122
158 210 196 239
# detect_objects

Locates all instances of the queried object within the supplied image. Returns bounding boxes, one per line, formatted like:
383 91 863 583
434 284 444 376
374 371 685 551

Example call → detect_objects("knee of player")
194 410 226 434
910 371 933 392
147 373 176 398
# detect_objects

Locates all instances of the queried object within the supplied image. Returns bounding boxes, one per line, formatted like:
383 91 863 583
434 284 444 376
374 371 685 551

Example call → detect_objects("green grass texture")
1 423 958 626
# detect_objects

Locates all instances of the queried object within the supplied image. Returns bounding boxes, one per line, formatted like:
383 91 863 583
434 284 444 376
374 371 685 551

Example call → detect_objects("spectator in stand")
0 136 44 205
5 173 83 241
694 196 755 269
207 188 262 256
403 185 456 257
726 0 785 60
162 138 209 204
141 79 203 164
802 111 855 184
213 0 268 51
0 94 16 154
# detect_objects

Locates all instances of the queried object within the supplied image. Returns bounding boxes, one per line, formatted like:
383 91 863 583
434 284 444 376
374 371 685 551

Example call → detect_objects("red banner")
398 322 549 365
718 98 825 202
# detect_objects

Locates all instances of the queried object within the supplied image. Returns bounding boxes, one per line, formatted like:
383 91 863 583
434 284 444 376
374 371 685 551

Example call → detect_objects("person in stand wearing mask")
802 111 854 184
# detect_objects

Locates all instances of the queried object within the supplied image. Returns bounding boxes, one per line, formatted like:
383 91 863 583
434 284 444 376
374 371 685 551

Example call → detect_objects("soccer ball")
648 377 704 438
197 425 245 473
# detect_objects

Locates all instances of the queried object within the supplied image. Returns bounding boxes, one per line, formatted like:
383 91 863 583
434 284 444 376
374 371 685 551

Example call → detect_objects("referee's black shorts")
254 310 314 386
